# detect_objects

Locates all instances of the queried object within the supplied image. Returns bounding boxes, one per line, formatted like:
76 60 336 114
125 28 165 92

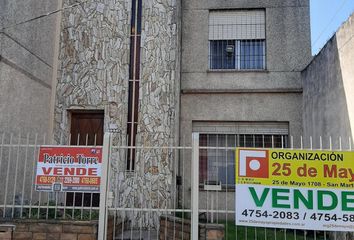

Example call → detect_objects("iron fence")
0 131 353 240
0 132 101 221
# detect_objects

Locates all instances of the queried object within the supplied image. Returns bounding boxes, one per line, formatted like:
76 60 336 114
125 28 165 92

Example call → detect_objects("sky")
311 0 354 55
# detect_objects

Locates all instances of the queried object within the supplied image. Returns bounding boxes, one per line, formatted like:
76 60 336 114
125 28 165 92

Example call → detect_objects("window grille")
195 122 289 187
199 134 288 187
209 10 266 70
126 0 142 171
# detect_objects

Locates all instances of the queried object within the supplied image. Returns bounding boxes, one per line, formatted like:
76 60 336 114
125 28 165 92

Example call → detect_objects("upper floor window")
209 10 266 70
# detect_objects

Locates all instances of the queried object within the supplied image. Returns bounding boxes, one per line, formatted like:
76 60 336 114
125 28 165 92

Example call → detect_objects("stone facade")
111 0 180 227
54 0 131 141
54 0 180 228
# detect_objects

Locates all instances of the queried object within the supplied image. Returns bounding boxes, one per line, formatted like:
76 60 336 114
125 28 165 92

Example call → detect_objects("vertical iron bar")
38 134 47 219
12 133 21 218
98 133 112 240
0 133 5 215
3 133 13 218
44 134 50 220
29 133 38 218
349 137 352 151
339 136 342 150
90 133 98 220
181 142 185 240
20 133 30 218
206 134 209 223
0 133 5 173
191 133 199 240
113 164 119 240
173 147 177 240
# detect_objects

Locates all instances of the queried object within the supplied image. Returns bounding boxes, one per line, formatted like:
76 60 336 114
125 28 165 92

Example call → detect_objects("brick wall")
0 219 99 240
199 223 225 240
0 225 14 240
160 215 191 240
159 215 224 240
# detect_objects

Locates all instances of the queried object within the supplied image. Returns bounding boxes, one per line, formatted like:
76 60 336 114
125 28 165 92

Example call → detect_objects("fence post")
191 133 199 240
98 133 112 240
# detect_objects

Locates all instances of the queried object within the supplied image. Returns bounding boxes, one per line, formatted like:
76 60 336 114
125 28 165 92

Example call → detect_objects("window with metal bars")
199 134 288 187
210 40 265 69
126 0 142 171
209 10 266 70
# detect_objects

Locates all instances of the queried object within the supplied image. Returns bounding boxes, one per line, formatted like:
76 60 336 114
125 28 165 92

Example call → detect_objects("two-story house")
180 0 311 210
50 0 311 224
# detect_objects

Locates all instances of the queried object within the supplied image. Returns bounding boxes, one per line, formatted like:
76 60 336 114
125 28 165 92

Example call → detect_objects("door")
70 111 104 146
67 111 104 207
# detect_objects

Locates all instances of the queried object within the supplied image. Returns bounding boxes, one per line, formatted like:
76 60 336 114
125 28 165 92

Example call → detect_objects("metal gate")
98 133 353 240
98 133 195 239
0 132 351 239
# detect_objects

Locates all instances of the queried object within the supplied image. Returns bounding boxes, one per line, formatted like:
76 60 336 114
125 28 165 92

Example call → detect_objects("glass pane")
199 134 208 183
227 134 236 147
208 134 217 147
264 135 273 148
245 135 254 147
255 135 264 148
199 133 288 186
210 40 236 69
239 40 265 69
217 134 226 147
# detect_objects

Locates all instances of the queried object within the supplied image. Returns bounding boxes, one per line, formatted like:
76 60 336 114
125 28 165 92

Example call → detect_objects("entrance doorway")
67 110 104 207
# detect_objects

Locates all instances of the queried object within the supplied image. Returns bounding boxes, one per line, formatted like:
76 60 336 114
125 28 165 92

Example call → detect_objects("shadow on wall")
302 35 352 150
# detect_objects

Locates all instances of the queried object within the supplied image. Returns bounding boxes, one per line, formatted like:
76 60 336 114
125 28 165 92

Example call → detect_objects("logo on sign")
239 150 269 178
52 182 62 192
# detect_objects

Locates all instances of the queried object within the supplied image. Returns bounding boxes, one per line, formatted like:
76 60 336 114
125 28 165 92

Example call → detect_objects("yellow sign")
236 148 354 189
235 148 354 231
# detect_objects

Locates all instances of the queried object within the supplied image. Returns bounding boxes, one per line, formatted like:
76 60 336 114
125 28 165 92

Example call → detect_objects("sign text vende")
235 148 354 232
35 146 102 192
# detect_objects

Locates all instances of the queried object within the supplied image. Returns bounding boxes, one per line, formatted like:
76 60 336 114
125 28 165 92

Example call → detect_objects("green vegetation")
20 201 99 220
223 222 327 240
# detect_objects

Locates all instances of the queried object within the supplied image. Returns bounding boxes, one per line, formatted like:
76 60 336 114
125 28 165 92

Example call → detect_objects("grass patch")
223 222 328 240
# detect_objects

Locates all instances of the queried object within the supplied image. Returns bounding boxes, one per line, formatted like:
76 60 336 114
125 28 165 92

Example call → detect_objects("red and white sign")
238 149 269 178
35 146 102 192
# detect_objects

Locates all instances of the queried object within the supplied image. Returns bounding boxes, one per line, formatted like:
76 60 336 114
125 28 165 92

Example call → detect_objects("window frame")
208 9 267 71
209 39 266 70
198 132 288 190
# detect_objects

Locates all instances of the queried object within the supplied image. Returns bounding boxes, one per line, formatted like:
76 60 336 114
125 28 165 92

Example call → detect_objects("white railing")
98 132 194 239
0 131 352 240
0 132 101 221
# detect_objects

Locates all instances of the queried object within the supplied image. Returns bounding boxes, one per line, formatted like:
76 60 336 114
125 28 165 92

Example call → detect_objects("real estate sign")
35 146 102 192
235 148 354 232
